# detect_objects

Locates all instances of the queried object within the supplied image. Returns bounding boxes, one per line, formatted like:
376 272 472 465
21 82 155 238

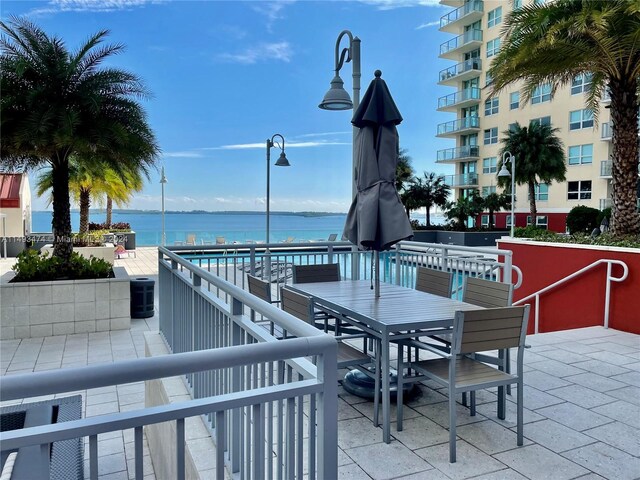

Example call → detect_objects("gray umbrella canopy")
343 70 413 252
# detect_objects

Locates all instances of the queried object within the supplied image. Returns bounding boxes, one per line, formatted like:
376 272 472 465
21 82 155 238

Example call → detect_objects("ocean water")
32 210 446 247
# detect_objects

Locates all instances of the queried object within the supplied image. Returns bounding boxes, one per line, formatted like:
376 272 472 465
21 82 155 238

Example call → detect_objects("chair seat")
414 356 515 389
338 343 371 368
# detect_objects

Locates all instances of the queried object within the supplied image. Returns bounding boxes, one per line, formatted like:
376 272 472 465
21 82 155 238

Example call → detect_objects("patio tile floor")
1 247 639 479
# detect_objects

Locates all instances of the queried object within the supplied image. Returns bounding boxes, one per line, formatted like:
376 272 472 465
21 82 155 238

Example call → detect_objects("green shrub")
514 226 558 240
566 205 600 234
12 250 113 282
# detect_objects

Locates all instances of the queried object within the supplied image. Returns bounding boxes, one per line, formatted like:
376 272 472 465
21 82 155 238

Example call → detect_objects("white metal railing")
513 259 629 334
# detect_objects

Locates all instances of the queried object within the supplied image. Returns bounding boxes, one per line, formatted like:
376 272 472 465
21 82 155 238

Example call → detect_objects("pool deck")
1 247 639 479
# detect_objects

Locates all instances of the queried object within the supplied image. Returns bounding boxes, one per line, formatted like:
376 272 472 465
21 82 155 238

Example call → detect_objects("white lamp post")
498 151 516 237
319 30 361 199
160 166 167 246
265 134 290 246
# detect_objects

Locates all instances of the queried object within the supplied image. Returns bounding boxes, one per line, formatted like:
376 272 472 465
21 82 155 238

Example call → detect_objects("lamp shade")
318 74 353 110
160 167 168 184
497 165 511 177
275 152 290 167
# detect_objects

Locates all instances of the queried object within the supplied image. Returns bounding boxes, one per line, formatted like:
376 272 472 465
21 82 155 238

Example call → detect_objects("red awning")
0 174 22 208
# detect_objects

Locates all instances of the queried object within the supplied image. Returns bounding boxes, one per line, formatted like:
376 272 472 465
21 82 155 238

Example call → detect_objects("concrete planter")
40 244 115 264
0 266 131 340
413 230 508 246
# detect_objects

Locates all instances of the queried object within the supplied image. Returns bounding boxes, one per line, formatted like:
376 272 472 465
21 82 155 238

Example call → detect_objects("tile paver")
1 247 638 480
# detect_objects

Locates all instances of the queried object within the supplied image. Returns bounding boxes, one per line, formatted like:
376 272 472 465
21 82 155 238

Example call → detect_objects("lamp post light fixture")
319 29 361 199
159 166 168 246
498 151 516 237
266 134 290 247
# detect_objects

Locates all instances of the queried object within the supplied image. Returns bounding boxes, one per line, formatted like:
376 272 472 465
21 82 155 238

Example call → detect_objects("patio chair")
215 236 225 245
186 233 196 245
292 263 340 283
397 305 530 463
247 274 283 337
327 233 338 241
114 242 136 259
416 266 454 298
281 236 295 243
280 287 379 389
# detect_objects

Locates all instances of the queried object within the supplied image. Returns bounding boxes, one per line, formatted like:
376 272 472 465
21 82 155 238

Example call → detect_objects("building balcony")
438 58 482 86
437 87 481 111
440 0 463 6
599 198 613 210
444 172 479 188
440 1 484 33
436 145 480 164
439 30 483 60
436 116 481 137
601 122 612 141
601 159 640 178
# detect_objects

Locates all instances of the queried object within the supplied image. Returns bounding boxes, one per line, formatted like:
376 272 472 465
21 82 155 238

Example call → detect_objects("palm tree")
0 18 158 261
404 172 450 227
497 122 566 221
445 191 484 230
103 168 145 229
395 148 415 192
482 192 511 229
488 0 640 235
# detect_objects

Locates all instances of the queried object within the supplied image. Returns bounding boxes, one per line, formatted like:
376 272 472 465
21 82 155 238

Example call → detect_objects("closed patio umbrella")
343 70 413 297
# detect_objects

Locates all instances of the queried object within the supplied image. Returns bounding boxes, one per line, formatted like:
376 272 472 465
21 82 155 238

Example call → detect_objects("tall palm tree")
482 192 511 229
489 0 640 235
395 148 415 192
445 191 484 230
103 168 145 228
405 172 450 227
498 122 566 220
1 18 158 261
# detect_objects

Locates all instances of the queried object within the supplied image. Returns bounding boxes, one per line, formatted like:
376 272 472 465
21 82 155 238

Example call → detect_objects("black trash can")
130 277 155 318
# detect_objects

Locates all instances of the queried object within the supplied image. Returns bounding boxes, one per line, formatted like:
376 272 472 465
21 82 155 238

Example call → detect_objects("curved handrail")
513 259 628 333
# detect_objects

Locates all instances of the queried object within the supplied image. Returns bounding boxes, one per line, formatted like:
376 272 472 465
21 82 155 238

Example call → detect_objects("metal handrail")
513 259 629 333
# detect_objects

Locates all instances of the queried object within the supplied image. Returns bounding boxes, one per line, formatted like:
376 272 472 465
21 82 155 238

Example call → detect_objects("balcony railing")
437 116 480 136
437 87 481 110
599 198 613 210
439 58 482 84
444 173 479 187
440 29 483 56
601 160 612 177
440 1 484 29
436 145 480 163
601 122 612 140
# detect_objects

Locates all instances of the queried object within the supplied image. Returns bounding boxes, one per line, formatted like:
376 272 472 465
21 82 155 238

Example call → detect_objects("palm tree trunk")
528 181 537 222
106 196 113 228
425 203 431 227
51 158 73 261
79 188 91 235
609 77 640 235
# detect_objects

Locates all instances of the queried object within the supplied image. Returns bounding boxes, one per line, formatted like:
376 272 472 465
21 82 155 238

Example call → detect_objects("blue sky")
3 0 456 213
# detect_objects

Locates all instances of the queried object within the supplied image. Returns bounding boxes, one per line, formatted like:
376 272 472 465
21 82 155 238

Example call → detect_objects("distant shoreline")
33 210 347 217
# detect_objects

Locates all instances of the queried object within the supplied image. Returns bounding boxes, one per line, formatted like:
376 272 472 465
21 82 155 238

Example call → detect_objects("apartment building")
436 0 623 232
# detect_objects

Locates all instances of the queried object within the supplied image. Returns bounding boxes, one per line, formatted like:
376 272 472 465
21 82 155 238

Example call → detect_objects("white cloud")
210 140 349 150
416 20 440 29
162 151 205 159
218 41 292 64
295 131 351 139
30 0 162 15
251 0 296 31
358 0 443 10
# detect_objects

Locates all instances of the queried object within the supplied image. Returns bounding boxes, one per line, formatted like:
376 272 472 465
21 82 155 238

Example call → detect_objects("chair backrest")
462 276 513 308
452 305 529 355
280 287 314 324
247 274 272 303
327 233 338 241
416 267 453 298
292 264 340 283
186 234 196 245
215 236 225 245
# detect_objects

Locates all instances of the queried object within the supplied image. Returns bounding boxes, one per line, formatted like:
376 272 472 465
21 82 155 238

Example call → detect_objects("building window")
510 92 519 110
506 215 513 227
531 116 551 127
484 127 498 145
487 38 501 58
529 183 549 201
484 97 499 116
568 144 593 165
527 215 549 228
568 180 592 200
571 73 593 95
485 72 493 87
508 123 518 132
488 7 502 28
569 109 594 130
532 83 552 104
513 0 522 9
482 157 497 174
482 186 497 197
481 215 489 227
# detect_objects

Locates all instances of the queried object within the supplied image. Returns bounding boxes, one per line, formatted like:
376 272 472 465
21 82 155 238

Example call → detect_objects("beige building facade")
437 0 625 232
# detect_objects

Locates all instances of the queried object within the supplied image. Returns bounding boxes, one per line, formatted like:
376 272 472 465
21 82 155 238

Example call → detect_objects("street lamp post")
498 151 516 237
319 30 361 199
265 134 290 246
160 166 167 246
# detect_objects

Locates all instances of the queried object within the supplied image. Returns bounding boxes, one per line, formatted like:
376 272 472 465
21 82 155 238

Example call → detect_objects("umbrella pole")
374 250 380 298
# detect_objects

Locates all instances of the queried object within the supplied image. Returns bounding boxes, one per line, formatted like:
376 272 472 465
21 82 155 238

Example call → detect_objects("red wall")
498 240 640 335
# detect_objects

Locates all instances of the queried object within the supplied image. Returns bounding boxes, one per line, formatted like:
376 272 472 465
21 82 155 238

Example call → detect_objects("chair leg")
506 348 512 395
397 343 404 431
470 391 476 416
449 386 457 463
462 392 467 407
517 380 523 446
373 340 381 428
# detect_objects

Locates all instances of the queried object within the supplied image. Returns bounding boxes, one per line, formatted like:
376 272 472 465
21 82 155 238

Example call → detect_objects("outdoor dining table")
289 279 484 444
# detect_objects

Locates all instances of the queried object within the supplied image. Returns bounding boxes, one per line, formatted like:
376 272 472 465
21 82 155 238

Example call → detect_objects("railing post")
351 246 360 280
395 245 401 285
503 251 513 286
327 244 334 264
192 273 201 354
230 294 242 474
317 340 338 480
249 247 256 276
